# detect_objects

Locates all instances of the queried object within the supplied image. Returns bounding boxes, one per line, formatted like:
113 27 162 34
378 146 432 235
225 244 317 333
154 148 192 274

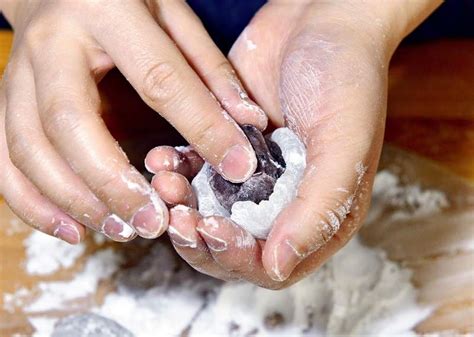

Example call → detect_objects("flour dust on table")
6 142 463 336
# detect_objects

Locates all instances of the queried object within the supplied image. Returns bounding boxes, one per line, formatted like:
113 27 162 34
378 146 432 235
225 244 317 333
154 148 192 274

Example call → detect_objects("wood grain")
386 40 474 179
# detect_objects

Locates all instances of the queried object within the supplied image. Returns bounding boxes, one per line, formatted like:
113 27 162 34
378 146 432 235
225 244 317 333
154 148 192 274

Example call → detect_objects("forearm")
310 0 442 61
383 0 444 38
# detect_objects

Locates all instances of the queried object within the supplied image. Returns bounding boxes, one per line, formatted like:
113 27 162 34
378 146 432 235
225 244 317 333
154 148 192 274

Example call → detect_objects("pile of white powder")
3 170 454 337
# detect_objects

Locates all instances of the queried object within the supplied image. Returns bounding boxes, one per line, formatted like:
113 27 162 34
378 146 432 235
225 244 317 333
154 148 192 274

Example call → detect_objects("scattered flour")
3 287 30 313
25 249 121 313
242 29 258 51
6 169 456 336
184 237 430 337
366 170 449 224
95 237 429 337
5 218 26 236
13 238 432 336
29 317 56 337
246 39 257 51
96 287 207 337
23 231 86 276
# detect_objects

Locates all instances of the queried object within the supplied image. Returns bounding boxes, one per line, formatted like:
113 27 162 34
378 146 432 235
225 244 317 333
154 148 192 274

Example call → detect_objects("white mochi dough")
192 128 306 239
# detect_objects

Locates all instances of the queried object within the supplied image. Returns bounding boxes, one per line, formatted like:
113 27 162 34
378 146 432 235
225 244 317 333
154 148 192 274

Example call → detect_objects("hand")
145 0 441 287
0 0 267 243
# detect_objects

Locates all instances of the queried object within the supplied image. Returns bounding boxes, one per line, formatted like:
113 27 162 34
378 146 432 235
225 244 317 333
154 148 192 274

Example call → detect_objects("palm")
159 3 393 288
224 2 389 283
229 3 387 144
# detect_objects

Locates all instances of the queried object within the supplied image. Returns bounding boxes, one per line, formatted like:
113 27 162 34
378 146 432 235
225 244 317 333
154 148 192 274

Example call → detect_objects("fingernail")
196 225 228 252
102 214 136 242
131 201 167 239
53 222 81 245
168 205 198 248
168 226 197 248
219 145 257 183
270 240 304 282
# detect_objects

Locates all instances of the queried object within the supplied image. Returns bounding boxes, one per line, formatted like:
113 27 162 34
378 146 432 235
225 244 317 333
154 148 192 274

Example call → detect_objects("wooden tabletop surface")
0 30 473 335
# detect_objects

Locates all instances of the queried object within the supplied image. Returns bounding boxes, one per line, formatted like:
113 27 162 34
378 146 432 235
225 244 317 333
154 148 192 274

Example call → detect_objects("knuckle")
22 17 59 52
57 191 106 226
189 119 216 150
213 60 232 75
59 192 83 215
203 59 232 79
93 172 123 196
4 194 42 231
23 25 47 51
6 129 38 170
222 255 255 274
41 100 82 140
223 260 246 274
314 211 338 242
185 251 214 268
295 207 337 248
92 169 146 211
141 61 184 109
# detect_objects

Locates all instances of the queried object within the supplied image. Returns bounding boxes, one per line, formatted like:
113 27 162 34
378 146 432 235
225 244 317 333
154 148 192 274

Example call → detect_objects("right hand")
0 0 266 243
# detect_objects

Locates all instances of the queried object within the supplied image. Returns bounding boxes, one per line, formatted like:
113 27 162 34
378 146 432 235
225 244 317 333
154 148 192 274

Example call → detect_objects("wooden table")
0 31 473 335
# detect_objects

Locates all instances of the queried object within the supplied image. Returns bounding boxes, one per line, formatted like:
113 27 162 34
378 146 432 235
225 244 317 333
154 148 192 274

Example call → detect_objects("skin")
0 0 442 288
146 0 442 288
0 0 267 243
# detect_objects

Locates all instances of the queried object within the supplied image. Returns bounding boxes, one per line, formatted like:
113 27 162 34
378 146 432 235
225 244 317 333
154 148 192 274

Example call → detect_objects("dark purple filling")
209 125 286 212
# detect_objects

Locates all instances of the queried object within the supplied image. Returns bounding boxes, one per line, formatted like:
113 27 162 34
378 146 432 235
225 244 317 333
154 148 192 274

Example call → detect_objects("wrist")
296 0 442 62
328 0 442 55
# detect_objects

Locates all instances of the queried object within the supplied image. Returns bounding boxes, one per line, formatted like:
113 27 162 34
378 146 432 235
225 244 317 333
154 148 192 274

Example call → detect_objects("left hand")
145 0 441 288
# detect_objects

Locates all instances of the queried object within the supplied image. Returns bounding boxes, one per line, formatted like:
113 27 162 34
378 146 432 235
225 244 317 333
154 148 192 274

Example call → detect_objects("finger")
151 171 196 208
196 216 283 288
168 205 235 281
30 40 167 239
91 2 257 183
147 0 268 129
2 167 86 244
4 56 136 242
0 83 84 244
145 145 203 178
262 135 378 282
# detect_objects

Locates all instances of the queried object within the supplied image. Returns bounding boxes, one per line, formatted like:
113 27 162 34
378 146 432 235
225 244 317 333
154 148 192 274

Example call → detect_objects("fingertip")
151 171 196 207
53 221 86 245
234 100 268 131
131 195 169 239
196 217 229 252
168 205 201 248
218 144 257 183
264 239 305 282
175 146 204 176
218 69 268 131
169 204 201 229
101 214 137 242
145 146 183 174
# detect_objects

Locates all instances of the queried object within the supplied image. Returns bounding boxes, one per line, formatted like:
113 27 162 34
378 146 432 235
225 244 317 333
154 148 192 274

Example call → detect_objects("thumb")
262 121 383 282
